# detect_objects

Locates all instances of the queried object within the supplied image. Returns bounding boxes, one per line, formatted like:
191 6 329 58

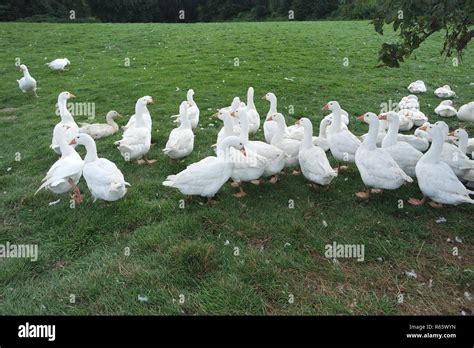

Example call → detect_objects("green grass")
0 21 473 315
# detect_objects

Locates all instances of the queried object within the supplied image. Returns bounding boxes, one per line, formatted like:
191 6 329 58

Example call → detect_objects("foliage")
372 0 473 67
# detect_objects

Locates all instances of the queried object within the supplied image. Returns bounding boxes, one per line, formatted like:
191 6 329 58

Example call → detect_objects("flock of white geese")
17 62 474 207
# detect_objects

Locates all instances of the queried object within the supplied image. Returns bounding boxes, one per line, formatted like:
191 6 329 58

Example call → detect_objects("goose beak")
261 96 267 100
322 104 329 111
419 125 428 131
448 131 456 137
117 113 123 118
356 115 365 121
378 114 387 121
149 99 154 104
70 94 76 98
267 115 273 121
230 112 235 117
212 112 219 118
69 138 77 145
240 147 247 157
296 119 301 125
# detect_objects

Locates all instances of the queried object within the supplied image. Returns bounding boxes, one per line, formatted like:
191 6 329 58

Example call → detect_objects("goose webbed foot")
250 179 263 185
136 157 157 165
233 186 247 198
336 164 349 173
68 177 83 204
408 197 426 206
355 189 370 202
370 189 383 194
269 175 279 184
207 197 218 205
292 170 301 176
428 201 443 209
230 181 240 188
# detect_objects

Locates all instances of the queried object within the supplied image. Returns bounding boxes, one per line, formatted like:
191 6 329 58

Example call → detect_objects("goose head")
229 97 241 114
18 64 28 72
379 111 399 123
247 86 254 99
69 133 94 146
298 117 312 129
64 58 71 65
58 91 76 103
448 128 468 143
138 96 154 106
106 110 122 119
357 112 379 125
434 121 449 139
261 92 276 103
267 112 285 125
221 136 246 157
322 101 341 112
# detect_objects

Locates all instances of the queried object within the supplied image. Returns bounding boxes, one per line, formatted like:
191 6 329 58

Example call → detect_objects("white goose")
323 101 361 170
435 100 457 117
361 118 387 147
269 113 300 168
396 109 415 131
233 108 284 188
457 102 474 122
71 133 129 202
354 112 413 201
215 109 239 149
79 111 122 139
298 118 337 187
435 121 474 179
408 123 474 207
163 101 194 159
398 95 420 110
245 87 260 135
51 92 79 155
323 108 350 126
36 125 84 203
449 128 474 157
17 64 37 97
163 136 246 204
434 85 456 98
313 118 331 151
123 96 153 132
115 96 155 164
262 92 279 143
407 80 427 94
47 58 70 71
379 112 423 178
174 89 200 129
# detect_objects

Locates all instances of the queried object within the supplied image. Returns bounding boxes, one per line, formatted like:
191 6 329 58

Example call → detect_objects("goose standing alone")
163 136 246 204
79 111 122 139
379 112 422 178
322 101 361 171
47 58 71 71
163 101 194 159
354 112 413 201
71 133 130 202
51 91 79 155
123 95 153 132
298 118 337 188
115 96 155 164
17 64 38 97
409 123 474 207
36 125 84 203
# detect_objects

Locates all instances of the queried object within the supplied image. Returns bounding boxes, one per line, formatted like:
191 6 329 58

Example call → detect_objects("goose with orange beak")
354 112 413 202
115 96 156 164
163 136 247 205
379 111 423 178
262 92 279 143
408 123 474 207
17 64 38 97
51 91 79 155
322 101 361 172
36 125 84 204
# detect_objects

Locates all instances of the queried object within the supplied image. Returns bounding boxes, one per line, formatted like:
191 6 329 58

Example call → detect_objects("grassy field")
0 21 473 315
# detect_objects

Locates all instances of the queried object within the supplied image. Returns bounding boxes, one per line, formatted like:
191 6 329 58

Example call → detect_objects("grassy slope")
0 21 472 315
